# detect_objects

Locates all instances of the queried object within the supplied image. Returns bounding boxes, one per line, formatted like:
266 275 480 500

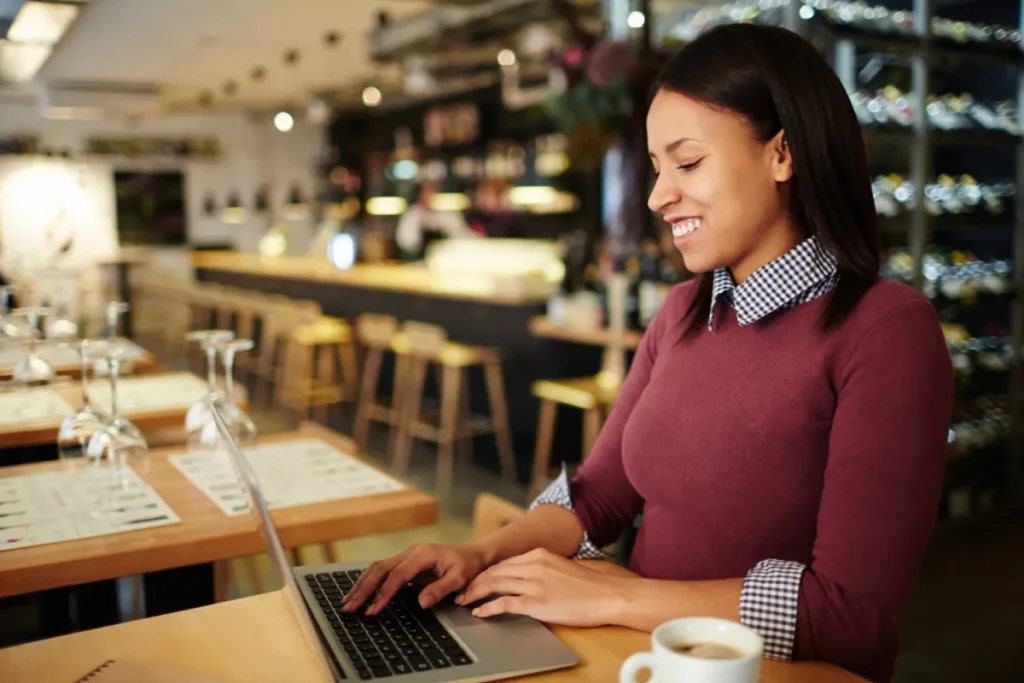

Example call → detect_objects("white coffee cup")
619 617 763 683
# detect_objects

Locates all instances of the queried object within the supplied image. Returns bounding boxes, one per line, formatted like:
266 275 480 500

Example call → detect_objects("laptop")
208 405 579 682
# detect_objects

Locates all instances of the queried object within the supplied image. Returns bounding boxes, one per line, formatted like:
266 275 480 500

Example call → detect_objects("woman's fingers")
418 569 467 609
456 576 537 607
471 595 535 619
342 557 400 612
367 555 434 615
459 561 543 605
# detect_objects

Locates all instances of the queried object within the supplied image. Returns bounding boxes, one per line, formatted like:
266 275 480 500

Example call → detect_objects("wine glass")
184 329 235 450
103 301 130 341
57 339 108 465
85 345 149 480
10 307 55 385
216 338 258 445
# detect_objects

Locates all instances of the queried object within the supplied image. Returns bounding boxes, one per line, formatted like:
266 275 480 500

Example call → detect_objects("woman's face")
646 89 795 281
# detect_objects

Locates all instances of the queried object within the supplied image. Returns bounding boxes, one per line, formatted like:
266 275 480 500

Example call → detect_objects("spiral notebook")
74 660 229 682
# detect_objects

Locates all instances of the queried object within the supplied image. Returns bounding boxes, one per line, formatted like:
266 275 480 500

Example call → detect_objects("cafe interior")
0 0 1022 681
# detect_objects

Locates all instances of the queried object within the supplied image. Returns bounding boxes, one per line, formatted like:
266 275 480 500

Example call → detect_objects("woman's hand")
342 543 487 616
455 548 626 627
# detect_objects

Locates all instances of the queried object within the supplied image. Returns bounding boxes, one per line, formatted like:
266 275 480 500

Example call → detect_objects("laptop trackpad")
441 596 531 628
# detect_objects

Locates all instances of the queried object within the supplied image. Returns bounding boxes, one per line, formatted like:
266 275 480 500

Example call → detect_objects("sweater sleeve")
741 301 953 672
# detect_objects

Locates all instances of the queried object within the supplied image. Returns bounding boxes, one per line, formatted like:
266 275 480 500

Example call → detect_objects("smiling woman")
339 24 953 683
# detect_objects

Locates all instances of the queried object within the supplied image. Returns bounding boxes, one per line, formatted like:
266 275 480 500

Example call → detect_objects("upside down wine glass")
184 329 235 451
85 345 149 480
216 337 258 445
10 307 55 385
57 339 108 465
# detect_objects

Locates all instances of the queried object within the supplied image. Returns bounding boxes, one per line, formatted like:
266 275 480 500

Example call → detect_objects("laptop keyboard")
306 570 474 680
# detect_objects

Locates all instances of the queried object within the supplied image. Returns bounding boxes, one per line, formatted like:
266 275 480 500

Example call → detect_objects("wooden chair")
352 313 405 457
390 321 515 500
279 315 360 422
471 493 526 541
527 376 620 502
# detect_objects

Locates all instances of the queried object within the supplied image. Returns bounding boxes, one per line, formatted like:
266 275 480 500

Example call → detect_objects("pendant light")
221 190 246 224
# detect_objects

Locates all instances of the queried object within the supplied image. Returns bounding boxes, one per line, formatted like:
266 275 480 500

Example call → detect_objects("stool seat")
531 376 619 411
294 317 352 346
390 334 499 367
527 375 622 502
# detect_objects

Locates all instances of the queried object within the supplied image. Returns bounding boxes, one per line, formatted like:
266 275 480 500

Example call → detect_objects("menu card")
167 438 405 517
0 389 74 426
0 466 180 552
89 374 209 414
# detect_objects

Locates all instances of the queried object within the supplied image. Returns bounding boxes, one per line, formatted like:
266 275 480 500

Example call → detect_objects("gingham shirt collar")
709 236 838 330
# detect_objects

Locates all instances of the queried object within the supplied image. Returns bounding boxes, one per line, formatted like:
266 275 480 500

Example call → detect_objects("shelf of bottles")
644 0 1024 528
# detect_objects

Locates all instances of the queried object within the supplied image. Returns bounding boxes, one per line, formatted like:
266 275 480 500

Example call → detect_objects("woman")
344 24 952 683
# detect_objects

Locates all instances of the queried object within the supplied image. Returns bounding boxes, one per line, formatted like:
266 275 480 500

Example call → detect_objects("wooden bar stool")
279 315 360 422
391 321 515 499
352 313 405 457
527 376 621 501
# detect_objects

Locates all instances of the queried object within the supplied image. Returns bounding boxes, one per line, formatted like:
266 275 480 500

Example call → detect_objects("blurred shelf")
880 212 1014 232
825 24 1024 68
863 126 1022 147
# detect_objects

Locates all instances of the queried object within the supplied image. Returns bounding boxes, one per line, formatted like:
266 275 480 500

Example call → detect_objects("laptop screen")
208 403 344 682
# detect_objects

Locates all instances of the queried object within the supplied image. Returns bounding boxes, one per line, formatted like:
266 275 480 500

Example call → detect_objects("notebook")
75 660 229 682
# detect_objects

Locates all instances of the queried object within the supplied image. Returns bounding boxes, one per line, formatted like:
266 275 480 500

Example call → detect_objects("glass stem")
224 351 236 405
206 345 217 392
79 348 91 406
108 358 120 416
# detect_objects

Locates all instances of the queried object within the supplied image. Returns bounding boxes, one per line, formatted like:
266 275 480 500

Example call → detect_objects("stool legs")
392 357 428 477
353 347 383 452
529 399 558 502
483 361 516 483
435 364 463 500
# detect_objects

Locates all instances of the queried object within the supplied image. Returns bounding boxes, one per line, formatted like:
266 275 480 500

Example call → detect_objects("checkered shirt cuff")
739 559 805 661
529 464 609 560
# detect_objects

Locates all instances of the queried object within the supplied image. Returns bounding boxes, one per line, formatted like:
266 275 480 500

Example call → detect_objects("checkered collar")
709 236 838 330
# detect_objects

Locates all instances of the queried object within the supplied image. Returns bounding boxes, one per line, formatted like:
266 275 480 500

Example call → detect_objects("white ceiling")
35 0 435 112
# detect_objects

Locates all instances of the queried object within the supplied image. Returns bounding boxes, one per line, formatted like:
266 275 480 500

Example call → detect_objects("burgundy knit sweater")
568 278 953 682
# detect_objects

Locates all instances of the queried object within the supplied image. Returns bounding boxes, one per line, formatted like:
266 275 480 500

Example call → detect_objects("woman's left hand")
455 548 624 627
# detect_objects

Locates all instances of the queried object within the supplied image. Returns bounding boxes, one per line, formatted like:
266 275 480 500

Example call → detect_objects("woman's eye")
676 159 703 172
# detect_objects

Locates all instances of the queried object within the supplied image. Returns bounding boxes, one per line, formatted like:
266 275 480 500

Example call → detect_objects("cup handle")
619 652 655 683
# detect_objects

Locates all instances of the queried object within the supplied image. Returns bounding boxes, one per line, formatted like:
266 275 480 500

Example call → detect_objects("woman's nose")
647 173 679 214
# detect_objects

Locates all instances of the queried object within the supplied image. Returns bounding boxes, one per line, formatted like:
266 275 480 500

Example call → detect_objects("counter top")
192 251 553 306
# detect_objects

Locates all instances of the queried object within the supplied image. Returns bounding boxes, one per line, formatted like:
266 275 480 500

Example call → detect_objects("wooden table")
0 565 867 683
529 316 643 385
0 372 233 449
0 338 156 380
0 423 437 598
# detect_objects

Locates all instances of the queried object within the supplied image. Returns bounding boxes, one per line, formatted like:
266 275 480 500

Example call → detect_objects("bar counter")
193 252 603 477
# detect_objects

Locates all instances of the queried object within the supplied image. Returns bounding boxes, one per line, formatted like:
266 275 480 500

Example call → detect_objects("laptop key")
371 665 392 678
441 644 465 657
400 646 419 657
391 662 411 675
428 654 451 669
316 573 331 582
408 657 432 672
451 655 472 666
357 672 373 681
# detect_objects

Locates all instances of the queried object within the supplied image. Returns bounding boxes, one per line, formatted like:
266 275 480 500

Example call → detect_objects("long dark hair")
653 24 880 337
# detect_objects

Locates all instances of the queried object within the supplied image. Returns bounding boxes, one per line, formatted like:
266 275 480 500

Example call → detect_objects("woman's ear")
770 130 794 183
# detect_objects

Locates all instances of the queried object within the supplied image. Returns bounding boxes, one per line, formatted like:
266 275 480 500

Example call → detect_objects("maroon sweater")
569 278 953 682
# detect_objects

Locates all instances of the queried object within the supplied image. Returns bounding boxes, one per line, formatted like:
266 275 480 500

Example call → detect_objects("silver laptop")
209 405 579 682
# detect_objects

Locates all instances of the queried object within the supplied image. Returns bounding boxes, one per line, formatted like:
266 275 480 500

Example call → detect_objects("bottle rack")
654 0 1024 529
804 0 1024 529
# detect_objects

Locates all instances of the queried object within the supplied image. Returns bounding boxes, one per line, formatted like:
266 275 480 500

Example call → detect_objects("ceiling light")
7 1 79 44
497 49 516 67
799 5 815 19
0 42 52 83
307 98 331 124
274 111 294 132
362 86 382 107
627 11 646 29
366 196 407 216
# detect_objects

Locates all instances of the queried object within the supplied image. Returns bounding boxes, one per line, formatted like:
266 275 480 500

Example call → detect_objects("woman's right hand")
341 543 488 616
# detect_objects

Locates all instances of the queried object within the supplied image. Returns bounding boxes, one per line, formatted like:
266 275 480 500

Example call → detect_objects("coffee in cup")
619 617 763 683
